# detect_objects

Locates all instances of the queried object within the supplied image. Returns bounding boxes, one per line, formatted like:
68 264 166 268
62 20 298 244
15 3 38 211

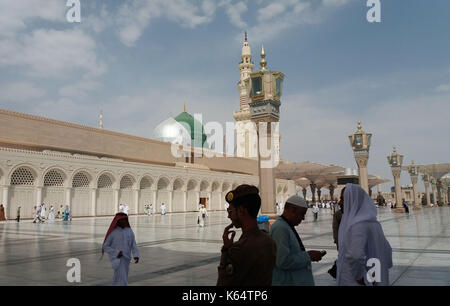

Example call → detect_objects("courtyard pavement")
0 206 449 286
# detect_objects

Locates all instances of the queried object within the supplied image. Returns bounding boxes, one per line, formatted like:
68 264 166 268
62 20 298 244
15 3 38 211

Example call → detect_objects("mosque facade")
0 37 295 220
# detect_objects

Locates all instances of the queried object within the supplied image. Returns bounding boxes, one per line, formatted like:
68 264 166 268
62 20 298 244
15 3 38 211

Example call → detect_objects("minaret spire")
244 31 247 42
99 110 103 129
260 44 267 71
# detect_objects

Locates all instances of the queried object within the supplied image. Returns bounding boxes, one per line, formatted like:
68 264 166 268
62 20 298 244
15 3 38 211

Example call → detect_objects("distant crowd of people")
1 182 394 287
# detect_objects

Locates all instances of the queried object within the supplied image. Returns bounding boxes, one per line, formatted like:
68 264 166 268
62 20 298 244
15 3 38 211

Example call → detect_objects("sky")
0 0 449 194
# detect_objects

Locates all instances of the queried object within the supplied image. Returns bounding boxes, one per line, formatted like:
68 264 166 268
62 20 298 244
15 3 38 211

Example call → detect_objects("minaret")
238 31 254 108
234 32 257 159
99 110 103 129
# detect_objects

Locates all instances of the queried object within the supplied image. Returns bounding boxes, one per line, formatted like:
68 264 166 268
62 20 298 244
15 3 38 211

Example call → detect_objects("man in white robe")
161 203 166 215
123 204 129 215
40 203 46 220
337 184 393 286
102 213 139 286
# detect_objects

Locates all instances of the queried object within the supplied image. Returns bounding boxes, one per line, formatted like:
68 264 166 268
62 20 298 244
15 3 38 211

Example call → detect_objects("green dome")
174 111 208 148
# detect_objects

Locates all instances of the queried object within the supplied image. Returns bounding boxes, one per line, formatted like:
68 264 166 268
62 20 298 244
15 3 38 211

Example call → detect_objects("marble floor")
0 206 449 286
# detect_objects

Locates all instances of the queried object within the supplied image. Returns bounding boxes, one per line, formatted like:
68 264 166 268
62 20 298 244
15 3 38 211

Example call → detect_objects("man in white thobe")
103 213 139 286
337 184 393 286
123 204 129 215
161 203 166 215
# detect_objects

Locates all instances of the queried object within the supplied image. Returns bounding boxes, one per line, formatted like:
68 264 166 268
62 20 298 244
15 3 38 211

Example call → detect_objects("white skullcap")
285 195 308 208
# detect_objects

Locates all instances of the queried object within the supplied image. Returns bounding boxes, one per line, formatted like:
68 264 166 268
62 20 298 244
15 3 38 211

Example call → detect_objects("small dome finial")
99 110 103 129
260 44 267 70
184 103 186 112
244 31 247 42
357 119 362 131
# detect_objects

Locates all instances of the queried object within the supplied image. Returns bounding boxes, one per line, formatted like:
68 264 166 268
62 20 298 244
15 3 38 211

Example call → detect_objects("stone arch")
222 182 231 192
211 181 221 192
8 165 39 219
43 168 66 187
97 172 115 189
10 165 38 186
71 170 92 217
138 175 154 215
187 179 198 191
232 183 239 190
157 176 170 191
186 178 199 211
200 180 209 192
139 176 154 190
119 174 136 189
277 185 283 194
172 178 184 191
72 171 92 188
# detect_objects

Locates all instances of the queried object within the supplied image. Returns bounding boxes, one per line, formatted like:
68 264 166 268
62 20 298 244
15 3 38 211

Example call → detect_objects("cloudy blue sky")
0 0 449 193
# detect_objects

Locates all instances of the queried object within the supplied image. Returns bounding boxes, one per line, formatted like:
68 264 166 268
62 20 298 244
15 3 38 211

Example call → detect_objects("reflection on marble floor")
0 206 449 286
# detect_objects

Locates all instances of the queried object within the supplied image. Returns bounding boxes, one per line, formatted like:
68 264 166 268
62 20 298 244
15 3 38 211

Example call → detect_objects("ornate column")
91 187 97 216
113 188 119 213
36 185 43 207
133 188 139 215
183 186 187 212
2 185 9 220
437 180 443 206
387 146 405 213
168 190 173 213
431 178 437 205
151 186 157 214
408 161 421 210
422 174 431 207
349 120 372 193
65 187 72 212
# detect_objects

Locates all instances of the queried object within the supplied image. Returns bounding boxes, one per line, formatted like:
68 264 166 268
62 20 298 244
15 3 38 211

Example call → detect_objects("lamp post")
422 173 432 207
348 120 372 193
431 177 437 206
387 146 405 213
247 45 284 215
408 160 421 210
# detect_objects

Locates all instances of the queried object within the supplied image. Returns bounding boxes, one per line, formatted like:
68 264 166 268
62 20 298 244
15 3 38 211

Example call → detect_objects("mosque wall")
0 147 295 219
0 108 259 176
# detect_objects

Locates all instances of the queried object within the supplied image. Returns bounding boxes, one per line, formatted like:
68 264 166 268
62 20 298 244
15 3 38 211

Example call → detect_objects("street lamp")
408 160 421 210
422 173 432 207
247 45 284 215
387 146 405 213
348 120 372 193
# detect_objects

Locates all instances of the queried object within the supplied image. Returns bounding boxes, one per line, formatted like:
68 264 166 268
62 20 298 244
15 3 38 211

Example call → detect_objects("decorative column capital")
391 166 402 177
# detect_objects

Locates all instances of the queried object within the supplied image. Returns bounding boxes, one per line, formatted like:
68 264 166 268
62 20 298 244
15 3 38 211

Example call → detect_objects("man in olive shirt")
217 184 276 286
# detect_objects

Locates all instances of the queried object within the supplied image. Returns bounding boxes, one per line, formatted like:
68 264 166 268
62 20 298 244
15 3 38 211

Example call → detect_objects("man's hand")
307 250 323 262
222 224 236 249
134 257 139 264
117 251 123 258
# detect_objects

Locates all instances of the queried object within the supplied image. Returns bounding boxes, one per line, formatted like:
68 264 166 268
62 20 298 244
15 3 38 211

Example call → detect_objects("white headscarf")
337 183 392 285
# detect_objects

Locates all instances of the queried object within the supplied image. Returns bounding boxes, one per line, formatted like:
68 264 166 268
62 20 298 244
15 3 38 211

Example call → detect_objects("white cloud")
435 84 450 92
59 80 101 99
223 1 248 29
116 0 217 47
258 3 286 22
0 0 65 37
0 29 105 78
0 82 45 102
